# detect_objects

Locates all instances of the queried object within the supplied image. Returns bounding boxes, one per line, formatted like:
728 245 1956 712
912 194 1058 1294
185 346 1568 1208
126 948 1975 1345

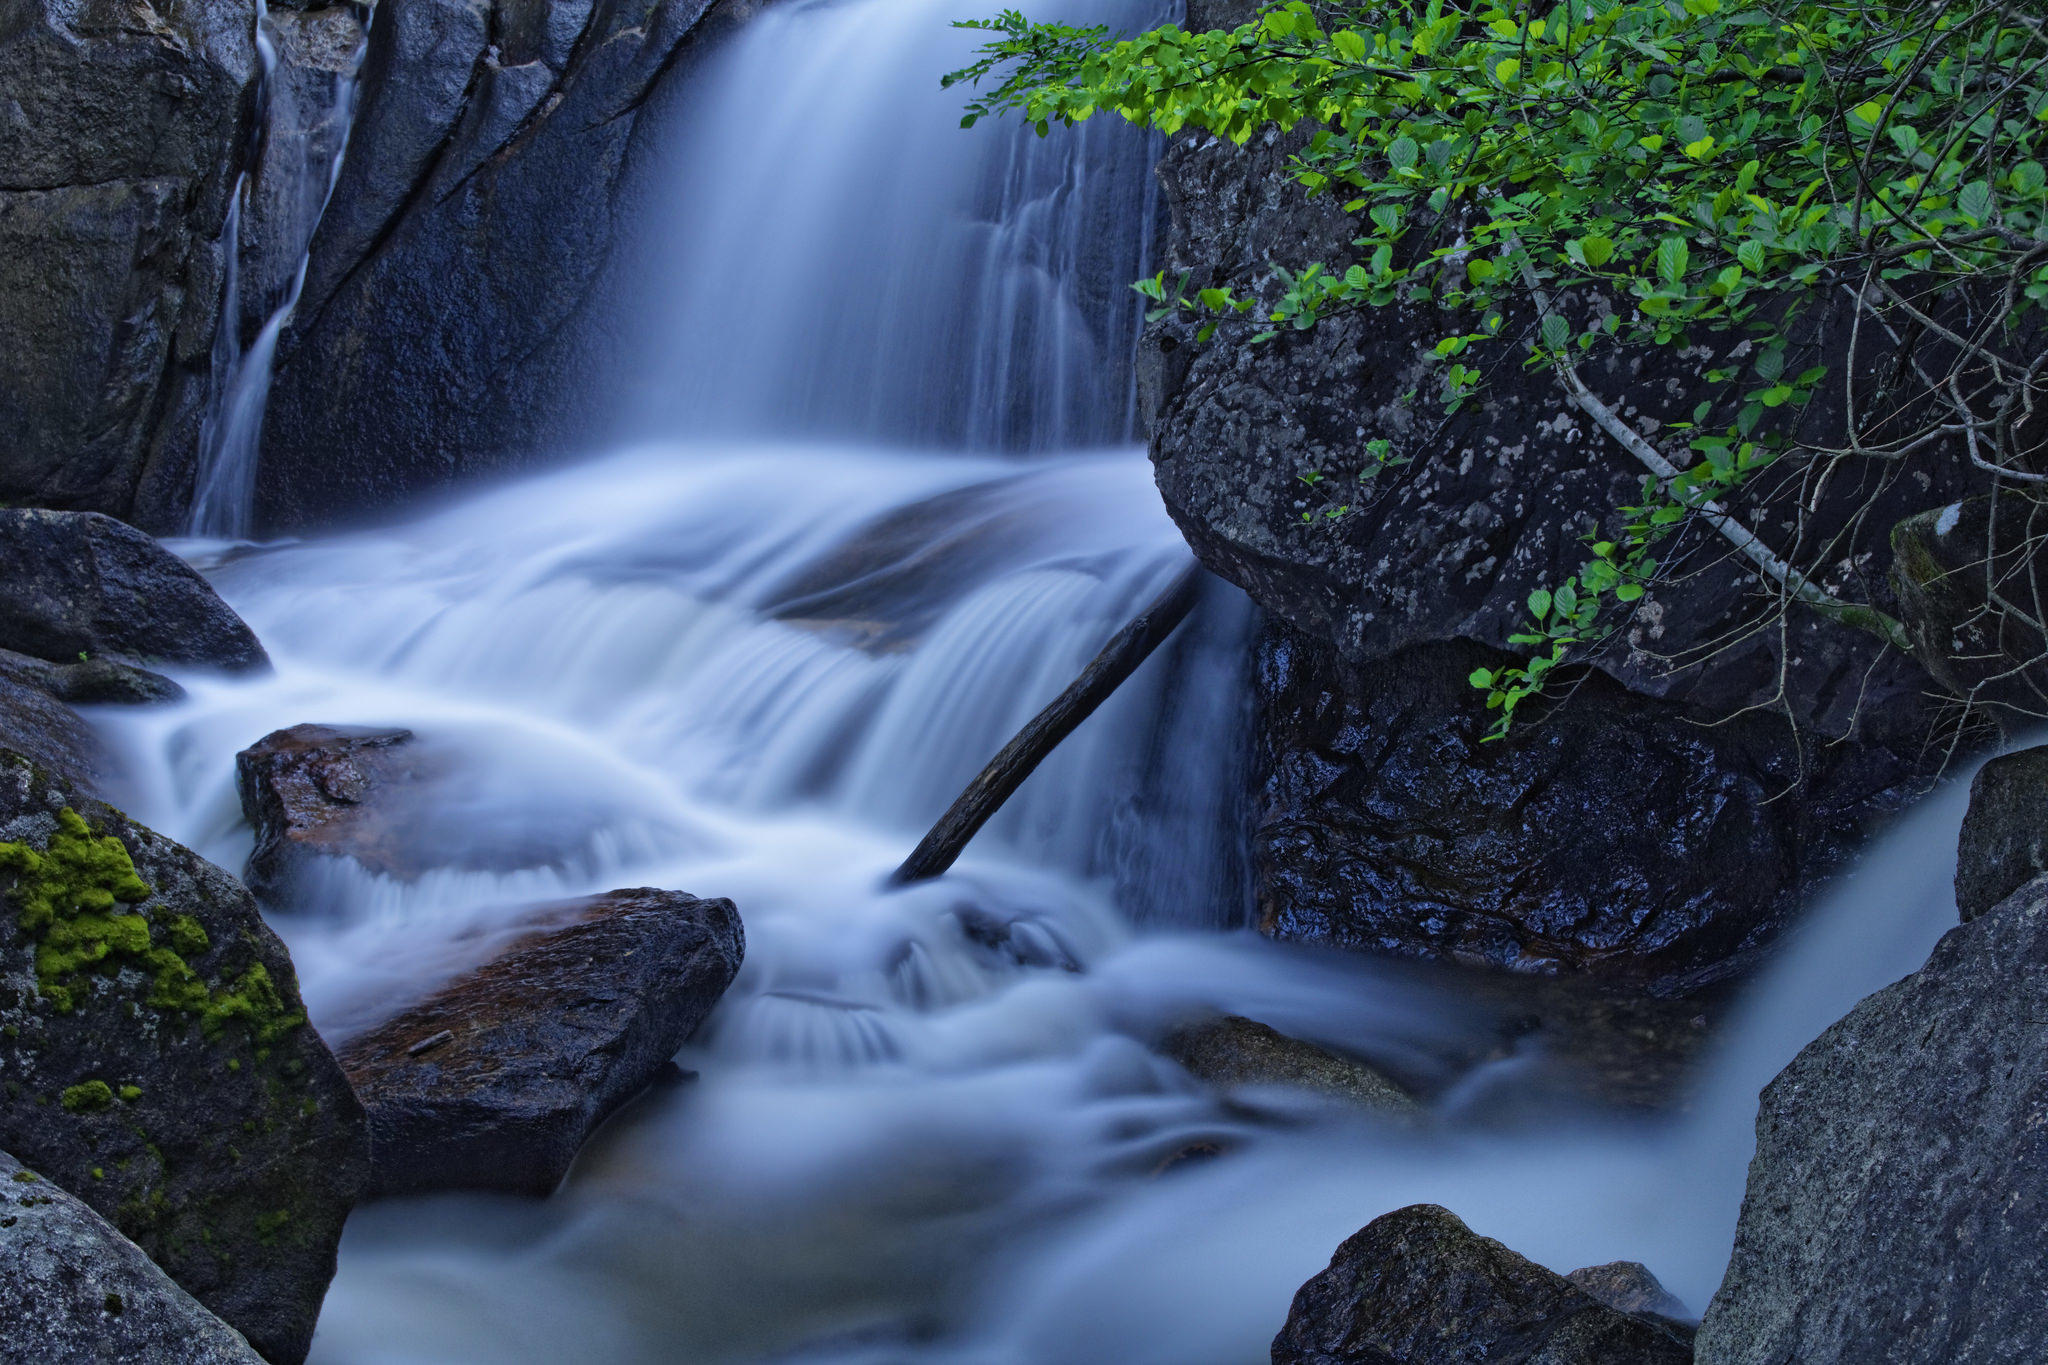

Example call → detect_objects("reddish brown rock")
335 888 743 1197
234 723 427 903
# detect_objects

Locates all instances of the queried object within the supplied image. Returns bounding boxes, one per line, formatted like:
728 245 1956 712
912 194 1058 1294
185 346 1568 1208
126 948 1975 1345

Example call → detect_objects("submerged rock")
1953 744 2048 921
0 510 268 672
1271 1204 1692 1364
0 751 369 1365
0 1149 265 1365
1159 1014 1416 1115
0 0 256 527
1696 876 2048 1364
336 887 743 1197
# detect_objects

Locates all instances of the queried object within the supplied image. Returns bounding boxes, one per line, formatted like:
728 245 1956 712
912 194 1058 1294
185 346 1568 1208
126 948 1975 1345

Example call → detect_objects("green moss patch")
1 807 304 1042
61 1079 113 1112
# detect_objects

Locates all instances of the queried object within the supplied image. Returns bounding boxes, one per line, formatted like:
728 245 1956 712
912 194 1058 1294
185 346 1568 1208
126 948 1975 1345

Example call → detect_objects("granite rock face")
256 0 758 531
1159 1014 1416 1114
1271 1203 1692 1365
0 0 256 527
1140 0 1956 991
336 887 743 1196
0 752 369 1364
1696 876 2048 1365
0 1149 265 1365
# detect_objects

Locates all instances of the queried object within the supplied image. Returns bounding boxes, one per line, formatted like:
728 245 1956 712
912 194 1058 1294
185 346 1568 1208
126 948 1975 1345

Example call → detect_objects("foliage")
948 0 2048 735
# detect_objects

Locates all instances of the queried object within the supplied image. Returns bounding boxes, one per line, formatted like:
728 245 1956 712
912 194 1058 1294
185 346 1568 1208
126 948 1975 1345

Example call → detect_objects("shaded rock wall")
0 0 257 528
255 0 758 531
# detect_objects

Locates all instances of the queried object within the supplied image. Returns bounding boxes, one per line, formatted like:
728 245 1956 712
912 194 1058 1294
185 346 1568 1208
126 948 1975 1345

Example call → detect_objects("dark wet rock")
0 751 369 1364
0 1149 265 1364
235 722 423 901
0 648 185 709
257 0 758 531
1272 1203 1692 1365
0 0 256 528
1566 1261 1694 1335
1257 631 1892 994
1160 1014 1416 1114
335 887 742 1196
1696 876 2048 1365
1142 14 1961 990
0 675 111 796
1954 744 2048 921
1891 497 2048 733
0 510 267 672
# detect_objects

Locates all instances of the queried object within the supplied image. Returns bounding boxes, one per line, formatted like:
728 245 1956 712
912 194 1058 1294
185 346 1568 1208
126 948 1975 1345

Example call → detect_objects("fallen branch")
890 561 1204 885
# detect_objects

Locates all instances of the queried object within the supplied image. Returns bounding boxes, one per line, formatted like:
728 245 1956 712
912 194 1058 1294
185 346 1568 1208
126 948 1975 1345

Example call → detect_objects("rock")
1257 630 1891 993
1695 876 2048 1365
0 649 185 708
0 751 369 1364
335 887 743 1197
1566 1261 1694 1330
1954 745 2048 920
0 0 256 528
0 510 267 672
1271 1204 1692 1364
1138 17 1962 988
1891 497 2048 733
234 723 423 902
1159 1015 1417 1114
256 0 757 531
0 1150 265 1365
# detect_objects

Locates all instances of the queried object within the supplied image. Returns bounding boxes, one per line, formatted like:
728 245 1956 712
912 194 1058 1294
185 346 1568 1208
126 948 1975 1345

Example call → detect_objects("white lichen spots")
1935 502 1963 537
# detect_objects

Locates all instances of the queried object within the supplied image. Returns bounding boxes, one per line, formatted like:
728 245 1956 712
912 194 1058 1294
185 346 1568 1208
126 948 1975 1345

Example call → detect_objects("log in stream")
890 561 1204 885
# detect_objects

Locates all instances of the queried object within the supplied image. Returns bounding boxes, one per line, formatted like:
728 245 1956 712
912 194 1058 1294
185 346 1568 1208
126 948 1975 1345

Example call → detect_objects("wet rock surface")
1256 630 1885 994
1953 744 2048 921
0 1149 265 1365
258 0 759 531
0 751 368 1364
1696 875 2048 1365
335 887 743 1197
1566 1260 1694 1335
1271 1203 1692 1365
1160 1014 1417 1114
0 0 256 528
0 673 113 796
235 722 427 901
0 510 268 672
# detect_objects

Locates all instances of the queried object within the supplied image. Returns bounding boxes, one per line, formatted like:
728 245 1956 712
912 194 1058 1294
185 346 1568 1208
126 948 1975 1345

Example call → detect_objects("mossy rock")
0 749 367 1365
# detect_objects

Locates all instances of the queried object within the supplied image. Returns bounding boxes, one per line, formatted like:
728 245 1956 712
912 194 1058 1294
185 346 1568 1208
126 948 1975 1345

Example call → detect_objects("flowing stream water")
90 0 1972 1358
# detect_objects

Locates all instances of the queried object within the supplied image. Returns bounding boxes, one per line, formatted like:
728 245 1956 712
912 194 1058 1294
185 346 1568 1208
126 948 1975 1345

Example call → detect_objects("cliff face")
253 0 757 532
1139 7 1965 993
0 0 257 527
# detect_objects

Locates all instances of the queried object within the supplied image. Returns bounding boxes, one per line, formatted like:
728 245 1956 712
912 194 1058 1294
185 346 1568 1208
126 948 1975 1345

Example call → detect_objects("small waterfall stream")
93 0 1971 1358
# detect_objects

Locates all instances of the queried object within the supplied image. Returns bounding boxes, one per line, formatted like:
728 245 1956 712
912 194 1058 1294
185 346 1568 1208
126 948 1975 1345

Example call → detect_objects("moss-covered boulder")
0 750 368 1364
0 1149 265 1364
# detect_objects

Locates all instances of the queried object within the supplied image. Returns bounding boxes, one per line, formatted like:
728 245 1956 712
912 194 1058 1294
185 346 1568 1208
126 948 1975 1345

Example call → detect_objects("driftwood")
890 561 1204 885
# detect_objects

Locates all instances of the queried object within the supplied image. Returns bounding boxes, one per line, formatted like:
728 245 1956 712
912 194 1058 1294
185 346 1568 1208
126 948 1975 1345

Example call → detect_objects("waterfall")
189 0 369 539
96 0 1975 1358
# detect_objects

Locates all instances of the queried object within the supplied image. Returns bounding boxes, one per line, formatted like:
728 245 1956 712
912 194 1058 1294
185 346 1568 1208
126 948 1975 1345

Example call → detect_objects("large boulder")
1138 2 1957 990
255 0 757 531
0 751 369 1364
0 1150 264 1364
336 887 743 1197
1953 744 2048 921
0 673 113 796
1696 876 2048 1364
1271 1203 1692 1364
0 0 256 527
0 510 267 672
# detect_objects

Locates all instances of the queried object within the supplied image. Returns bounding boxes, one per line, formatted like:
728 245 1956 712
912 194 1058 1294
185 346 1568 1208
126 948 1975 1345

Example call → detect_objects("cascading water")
189 0 370 539
93 0 1973 1359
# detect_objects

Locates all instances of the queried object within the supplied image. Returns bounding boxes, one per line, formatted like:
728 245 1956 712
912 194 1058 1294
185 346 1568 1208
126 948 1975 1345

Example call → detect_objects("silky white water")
91 0 1974 1357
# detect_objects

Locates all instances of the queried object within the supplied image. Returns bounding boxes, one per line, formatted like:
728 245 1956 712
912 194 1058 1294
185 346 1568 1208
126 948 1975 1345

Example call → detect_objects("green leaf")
1541 313 1570 351
1578 235 1615 268
1657 236 1690 289
1736 239 1767 274
1331 29 1366 60
1386 135 1419 172
1468 667 1496 689
1958 181 1995 223
1528 588 1553 621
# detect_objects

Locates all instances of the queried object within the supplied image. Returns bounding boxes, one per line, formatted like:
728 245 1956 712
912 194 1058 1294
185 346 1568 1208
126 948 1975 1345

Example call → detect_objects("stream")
89 0 1972 1358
